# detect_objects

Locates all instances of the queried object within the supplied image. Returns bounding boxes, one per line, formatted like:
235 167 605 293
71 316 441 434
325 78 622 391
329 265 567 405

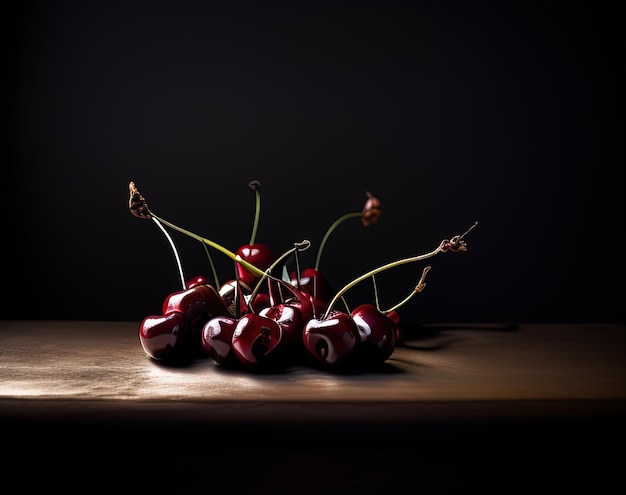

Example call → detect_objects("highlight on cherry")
128 180 477 372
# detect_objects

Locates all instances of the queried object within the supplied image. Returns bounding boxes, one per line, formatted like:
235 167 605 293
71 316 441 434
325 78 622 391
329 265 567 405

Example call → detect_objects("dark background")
2 0 624 325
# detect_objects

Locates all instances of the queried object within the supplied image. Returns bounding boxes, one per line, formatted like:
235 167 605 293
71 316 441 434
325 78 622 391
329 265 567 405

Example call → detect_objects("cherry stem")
150 213 266 278
322 241 447 320
233 259 243 318
151 217 186 290
249 240 311 303
372 275 381 310
314 212 361 271
248 180 261 246
200 241 221 289
293 242 302 290
381 266 431 315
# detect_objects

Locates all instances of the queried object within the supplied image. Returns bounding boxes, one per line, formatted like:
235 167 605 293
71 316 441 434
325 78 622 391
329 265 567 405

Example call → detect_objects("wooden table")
2 320 624 494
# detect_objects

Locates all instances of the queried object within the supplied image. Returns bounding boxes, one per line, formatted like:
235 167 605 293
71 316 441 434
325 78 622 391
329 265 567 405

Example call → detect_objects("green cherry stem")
314 212 361 271
314 191 381 272
200 240 221 289
322 242 445 320
248 179 261 246
372 274 379 308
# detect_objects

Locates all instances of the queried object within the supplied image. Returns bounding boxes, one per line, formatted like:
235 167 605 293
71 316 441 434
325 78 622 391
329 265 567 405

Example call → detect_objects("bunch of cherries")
128 180 476 372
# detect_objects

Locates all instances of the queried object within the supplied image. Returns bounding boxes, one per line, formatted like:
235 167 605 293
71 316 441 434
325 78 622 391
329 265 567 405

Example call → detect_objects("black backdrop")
2 0 624 325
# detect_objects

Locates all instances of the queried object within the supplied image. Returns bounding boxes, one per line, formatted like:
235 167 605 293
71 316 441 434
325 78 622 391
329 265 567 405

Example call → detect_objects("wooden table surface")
2 320 624 401
2 320 624 494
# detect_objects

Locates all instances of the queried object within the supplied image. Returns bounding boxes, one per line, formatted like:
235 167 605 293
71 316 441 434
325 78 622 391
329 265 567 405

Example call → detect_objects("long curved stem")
249 185 261 245
314 212 361 271
152 217 186 290
322 242 446 320
200 241 221 289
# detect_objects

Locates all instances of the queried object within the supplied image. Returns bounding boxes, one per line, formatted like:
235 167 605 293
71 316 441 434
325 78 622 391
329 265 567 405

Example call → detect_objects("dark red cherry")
259 303 302 349
290 267 333 316
350 303 398 364
162 284 231 352
231 313 284 370
185 275 208 289
235 243 274 288
201 315 241 368
386 310 400 325
139 311 188 361
385 310 404 344
163 284 230 321
303 310 361 368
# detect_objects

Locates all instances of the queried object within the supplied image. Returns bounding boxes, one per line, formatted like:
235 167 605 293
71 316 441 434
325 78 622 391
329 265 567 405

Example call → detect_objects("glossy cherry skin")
385 310 404 344
235 243 274 288
139 311 188 361
162 284 229 320
259 304 302 350
350 303 398 365
303 310 361 368
162 284 231 354
185 275 208 289
231 313 285 370
201 315 241 368
290 267 333 315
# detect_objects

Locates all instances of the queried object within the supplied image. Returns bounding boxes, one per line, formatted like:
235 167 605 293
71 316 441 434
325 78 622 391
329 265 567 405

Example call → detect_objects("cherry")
385 310 404 344
235 244 274 288
201 314 241 368
163 283 230 316
231 313 285 370
289 267 333 316
139 311 188 362
162 284 230 323
303 310 361 368
186 275 208 289
157 284 229 355
350 303 398 364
